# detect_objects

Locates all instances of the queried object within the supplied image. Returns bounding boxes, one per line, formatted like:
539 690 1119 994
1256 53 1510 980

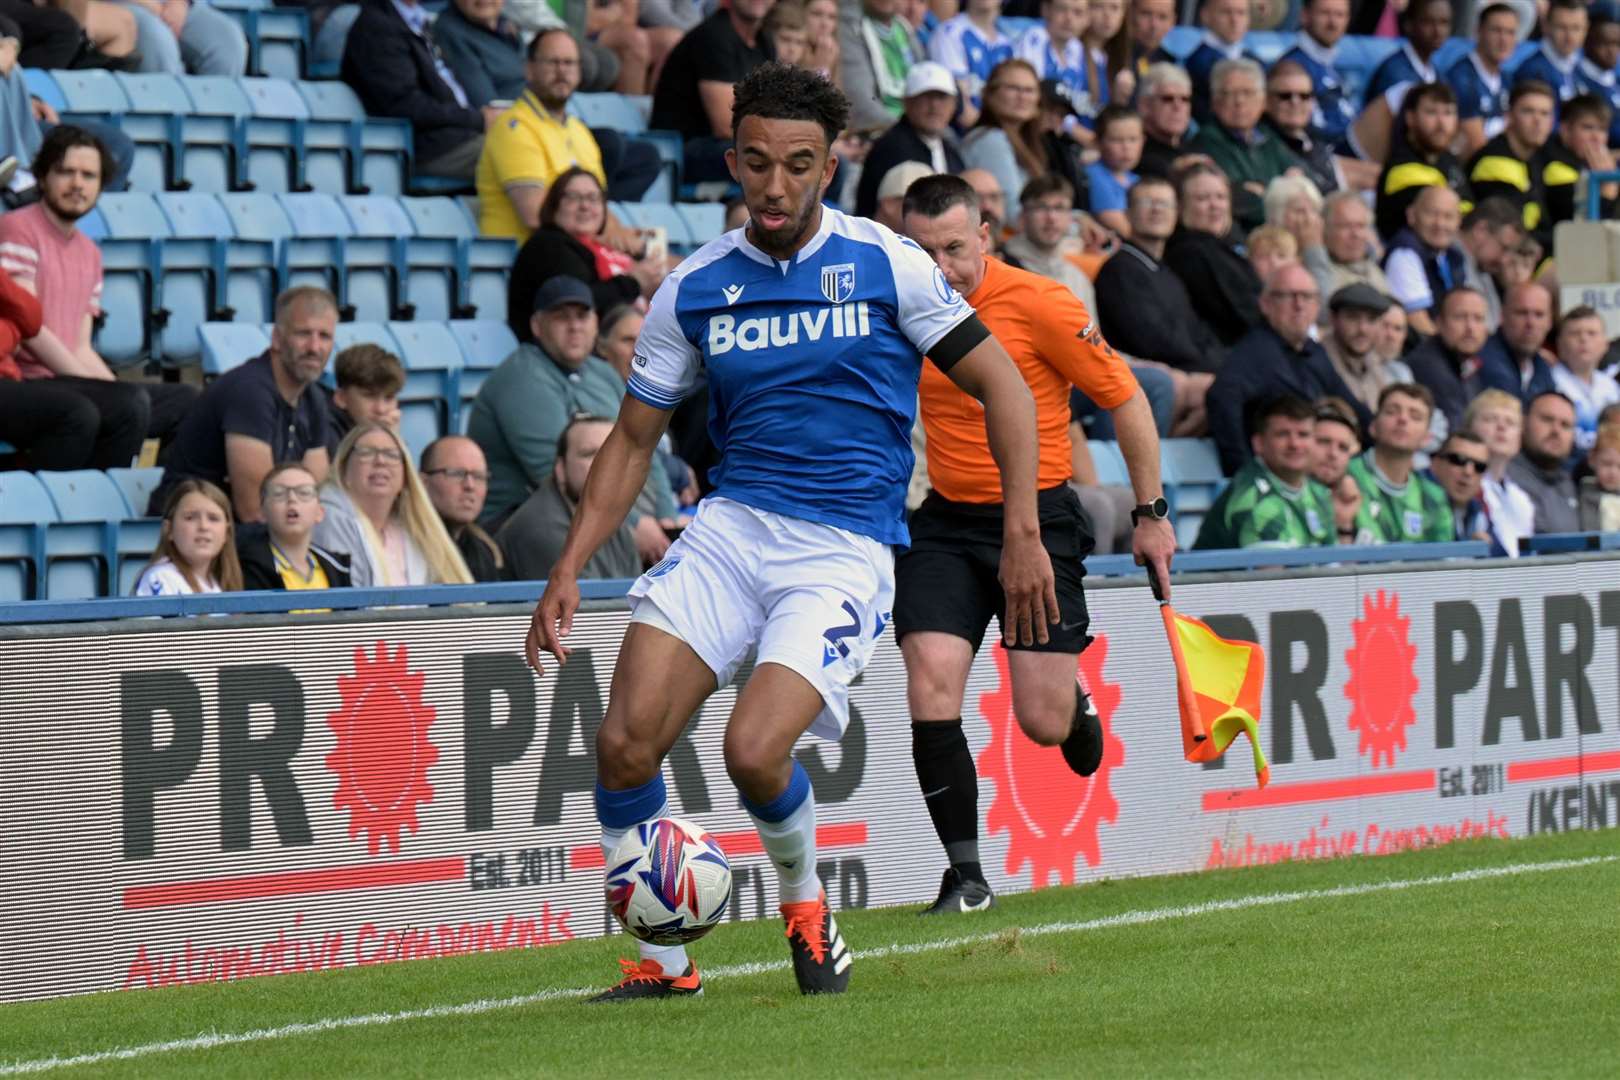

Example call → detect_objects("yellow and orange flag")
1150 570 1270 788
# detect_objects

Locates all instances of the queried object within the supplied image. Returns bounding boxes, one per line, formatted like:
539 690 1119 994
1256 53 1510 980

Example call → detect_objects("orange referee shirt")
920 256 1138 505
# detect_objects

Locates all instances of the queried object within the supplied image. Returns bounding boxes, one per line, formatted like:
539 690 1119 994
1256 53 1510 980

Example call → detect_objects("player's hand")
526 572 581 675
1133 516 1175 602
999 529 1059 646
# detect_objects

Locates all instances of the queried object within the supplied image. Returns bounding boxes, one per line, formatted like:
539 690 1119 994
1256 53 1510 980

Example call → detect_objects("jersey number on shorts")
822 601 861 667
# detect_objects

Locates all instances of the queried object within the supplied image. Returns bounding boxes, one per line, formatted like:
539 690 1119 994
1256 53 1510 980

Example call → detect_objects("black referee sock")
911 719 986 885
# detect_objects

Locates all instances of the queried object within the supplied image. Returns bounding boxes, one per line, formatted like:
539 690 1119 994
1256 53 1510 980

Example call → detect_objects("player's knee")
1012 684 1071 746
721 737 783 804
595 721 661 788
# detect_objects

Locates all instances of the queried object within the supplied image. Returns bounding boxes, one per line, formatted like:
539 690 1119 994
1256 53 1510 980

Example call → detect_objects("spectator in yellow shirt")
476 28 660 241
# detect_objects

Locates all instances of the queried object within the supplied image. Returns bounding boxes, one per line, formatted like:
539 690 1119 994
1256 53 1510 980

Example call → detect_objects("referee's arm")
933 315 1060 646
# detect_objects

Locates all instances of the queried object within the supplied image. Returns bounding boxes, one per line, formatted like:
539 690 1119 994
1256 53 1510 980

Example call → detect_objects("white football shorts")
626 496 894 740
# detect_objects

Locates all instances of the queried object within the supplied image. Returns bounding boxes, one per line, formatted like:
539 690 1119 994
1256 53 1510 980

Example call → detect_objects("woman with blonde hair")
314 423 474 587
133 479 244 596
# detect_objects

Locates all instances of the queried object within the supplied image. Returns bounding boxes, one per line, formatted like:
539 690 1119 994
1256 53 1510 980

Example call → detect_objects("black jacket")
507 226 641 342
341 0 483 164
1093 241 1225 374
1403 334 1476 435
453 522 510 582
1206 325 1375 475
1374 138 1470 241
853 118 965 219
237 531 353 591
1163 226 1263 348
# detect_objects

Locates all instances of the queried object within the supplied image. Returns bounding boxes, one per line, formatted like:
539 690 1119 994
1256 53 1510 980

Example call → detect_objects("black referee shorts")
893 485 1096 654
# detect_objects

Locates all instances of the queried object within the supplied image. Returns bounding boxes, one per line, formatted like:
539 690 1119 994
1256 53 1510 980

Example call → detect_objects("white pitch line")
3 853 1612 1077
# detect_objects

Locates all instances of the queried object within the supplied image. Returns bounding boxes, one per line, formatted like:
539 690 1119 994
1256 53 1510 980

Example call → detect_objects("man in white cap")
854 61 966 218
872 161 938 232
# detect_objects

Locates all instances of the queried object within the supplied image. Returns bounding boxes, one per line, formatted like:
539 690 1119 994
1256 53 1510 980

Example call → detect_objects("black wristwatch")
1131 496 1170 526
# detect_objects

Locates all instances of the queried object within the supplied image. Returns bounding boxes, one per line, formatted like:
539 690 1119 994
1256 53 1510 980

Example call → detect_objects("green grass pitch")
3 828 1615 1078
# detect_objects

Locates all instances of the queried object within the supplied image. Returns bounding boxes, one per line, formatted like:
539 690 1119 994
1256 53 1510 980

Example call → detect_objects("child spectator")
763 1 809 67
1246 225 1299 286
133 480 243 596
237 462 352 591
328 343 404 445
1548 306 1620 453
802 0 841 83
1085 104 1141 236
1579 427 1620 532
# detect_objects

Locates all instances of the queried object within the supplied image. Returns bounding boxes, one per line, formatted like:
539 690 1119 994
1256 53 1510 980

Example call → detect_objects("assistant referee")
896 174 1176 915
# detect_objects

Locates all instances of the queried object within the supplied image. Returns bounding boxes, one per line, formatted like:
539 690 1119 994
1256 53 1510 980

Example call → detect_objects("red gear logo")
326 642 440 854
1343 590 1419 769
978 637 1124 888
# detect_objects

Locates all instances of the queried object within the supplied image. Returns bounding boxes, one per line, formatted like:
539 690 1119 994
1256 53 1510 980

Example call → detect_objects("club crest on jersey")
821 263 856 304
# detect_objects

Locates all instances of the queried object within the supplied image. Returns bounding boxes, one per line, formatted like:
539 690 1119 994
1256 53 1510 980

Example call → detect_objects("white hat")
903 61 957 100
877 160 936 202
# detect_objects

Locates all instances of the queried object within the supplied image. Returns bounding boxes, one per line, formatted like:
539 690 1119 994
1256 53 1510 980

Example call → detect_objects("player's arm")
525 397 670 674
1111 387 1176 598
942 331 1059 646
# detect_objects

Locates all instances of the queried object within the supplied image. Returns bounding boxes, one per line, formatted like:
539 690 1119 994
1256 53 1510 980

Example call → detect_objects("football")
604 817 734 944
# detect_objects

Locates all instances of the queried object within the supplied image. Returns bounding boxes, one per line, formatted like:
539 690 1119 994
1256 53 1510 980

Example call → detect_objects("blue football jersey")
1014 25 1105 127
1575 57 1620 146
929 14 1013 110
1364 42 1437 112
1279 36 1356 143
627 209 974 546
1446 52 1508 138
1512 43 1580 102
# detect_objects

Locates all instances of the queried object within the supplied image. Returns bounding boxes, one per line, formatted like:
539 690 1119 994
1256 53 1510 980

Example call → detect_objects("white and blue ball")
604 817 733 945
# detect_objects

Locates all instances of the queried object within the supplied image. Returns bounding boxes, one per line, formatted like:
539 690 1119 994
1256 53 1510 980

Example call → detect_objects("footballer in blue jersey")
929 1 1014 115
1513 0 1587 104
526 63 1053 1004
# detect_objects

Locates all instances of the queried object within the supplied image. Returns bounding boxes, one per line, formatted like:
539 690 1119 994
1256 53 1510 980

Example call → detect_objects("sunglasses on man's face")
1438 452 1488 474
1270 89 1314 102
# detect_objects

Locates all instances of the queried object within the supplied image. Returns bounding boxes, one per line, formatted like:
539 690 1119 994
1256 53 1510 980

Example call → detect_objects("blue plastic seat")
239 77 312 193
386 319 463 450
448 318 518 421
108 466 165 519
114 73 192 191
396 196 474 321
216 192 293 326
292 80 413 196
677 202 726 246
199 321 272 375
570 93 646 133
340 195 415 321
275 192 352 305
332 320 399 354
51 69 130 124
0 471 55 600
173 75 252 192
292 79 367 194
23 69 65 114
153 193 235 362
247 7 310 82
36 470 123 598
92 193 168 366
1162 438 1226 549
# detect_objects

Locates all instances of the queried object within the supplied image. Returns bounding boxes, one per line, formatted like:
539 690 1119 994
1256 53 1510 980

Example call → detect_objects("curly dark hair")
730 62 850 146
32 124 114 191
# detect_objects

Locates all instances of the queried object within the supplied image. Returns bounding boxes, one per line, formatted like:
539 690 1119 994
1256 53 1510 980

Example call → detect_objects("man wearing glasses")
1263 60 1358 197
421 435 510 581
1426 432 1496 546
1206 262 1372 474
1278 0 1354 145
1186 58 1301 231
238 463 354 591
1135 63 1200 179
477 28 660 241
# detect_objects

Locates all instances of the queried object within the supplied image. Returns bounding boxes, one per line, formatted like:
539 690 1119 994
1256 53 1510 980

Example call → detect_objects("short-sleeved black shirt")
152 352 330 513
650 10 772 142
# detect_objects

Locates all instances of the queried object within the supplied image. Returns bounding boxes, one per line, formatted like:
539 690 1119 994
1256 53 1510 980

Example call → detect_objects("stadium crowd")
3 0 1620 598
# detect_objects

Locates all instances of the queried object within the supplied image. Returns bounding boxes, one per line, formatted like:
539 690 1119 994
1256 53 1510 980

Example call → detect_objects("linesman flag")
1149 568 1270 788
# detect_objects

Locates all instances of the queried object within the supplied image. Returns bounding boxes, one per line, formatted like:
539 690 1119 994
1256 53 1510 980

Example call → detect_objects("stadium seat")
340 195 415 321
678 202 727 246
386 320 463 455
395 196 473 321
1162 438 1225 549
293 79 369 194
1088 440 1129 487
154 193 235 363
448 319 518 422
91 193 167 367
239 77 314 193
175 75 253 193
628 202 695 252
570 93 645 133
333 321 399 354
199 321 271 375
275 192 352 309
216 192 292 327
0 471 54 600
107 467 166 592
36 470 123 598
23 69 65 115
444 199 516 319
114 73 192 192
247 6 311 82
51 68 130 126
